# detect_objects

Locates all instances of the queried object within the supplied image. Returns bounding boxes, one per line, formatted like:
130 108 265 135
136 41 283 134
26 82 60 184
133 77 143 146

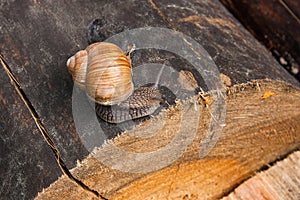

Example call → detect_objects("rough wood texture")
0 59 62 199
222 151 300 200
220 0 300 80
0 0 299 199
36 80 300 199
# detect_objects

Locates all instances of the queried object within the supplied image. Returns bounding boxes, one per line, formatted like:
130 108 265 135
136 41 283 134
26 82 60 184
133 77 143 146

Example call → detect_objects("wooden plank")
222 151 300 200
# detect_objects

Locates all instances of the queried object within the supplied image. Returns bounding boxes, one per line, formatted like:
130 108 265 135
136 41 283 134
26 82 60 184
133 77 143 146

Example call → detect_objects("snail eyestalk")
126 44 136 57
154 61 166 88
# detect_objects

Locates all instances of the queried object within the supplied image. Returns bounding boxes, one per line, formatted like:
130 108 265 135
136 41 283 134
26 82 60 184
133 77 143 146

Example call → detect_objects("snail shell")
67 42 163 123
67 42 134 105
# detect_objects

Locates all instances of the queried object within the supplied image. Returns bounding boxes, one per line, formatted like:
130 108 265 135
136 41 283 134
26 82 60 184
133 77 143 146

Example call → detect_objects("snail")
67 42 163 123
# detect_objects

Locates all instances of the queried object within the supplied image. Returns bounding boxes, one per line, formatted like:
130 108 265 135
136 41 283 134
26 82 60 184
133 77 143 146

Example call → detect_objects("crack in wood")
278 0 300 24
148 0 179 31
0 55 108 200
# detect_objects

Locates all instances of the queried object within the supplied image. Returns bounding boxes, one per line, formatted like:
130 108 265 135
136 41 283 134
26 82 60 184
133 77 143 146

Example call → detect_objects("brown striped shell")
67 42 134 105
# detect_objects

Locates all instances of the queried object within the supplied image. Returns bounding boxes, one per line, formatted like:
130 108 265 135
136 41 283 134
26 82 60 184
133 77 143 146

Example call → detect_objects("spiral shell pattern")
67 42 134 105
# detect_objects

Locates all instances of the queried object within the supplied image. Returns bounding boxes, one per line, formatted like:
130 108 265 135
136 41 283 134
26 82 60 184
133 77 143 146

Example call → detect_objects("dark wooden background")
220 0 300 81
0 0 299 199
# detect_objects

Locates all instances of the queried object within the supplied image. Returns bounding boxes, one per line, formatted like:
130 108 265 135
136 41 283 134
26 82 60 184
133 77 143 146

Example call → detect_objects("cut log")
36 80 300 199
222 151 300 200
220 0 300 80
0 0 299 199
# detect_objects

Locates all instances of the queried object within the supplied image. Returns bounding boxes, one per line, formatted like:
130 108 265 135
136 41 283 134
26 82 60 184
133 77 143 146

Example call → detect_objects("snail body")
67 42 162 123
96 86 162 123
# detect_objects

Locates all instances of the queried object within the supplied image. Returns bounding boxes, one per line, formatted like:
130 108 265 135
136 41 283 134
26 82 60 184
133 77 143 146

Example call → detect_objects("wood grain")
0 0 299 199
222 151 300 200
220 0 300 80
36 80 300 199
